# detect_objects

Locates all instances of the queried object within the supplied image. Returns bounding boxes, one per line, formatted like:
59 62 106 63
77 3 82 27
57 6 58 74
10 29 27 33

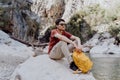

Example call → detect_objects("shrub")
108 23 120 37
66 13 95 43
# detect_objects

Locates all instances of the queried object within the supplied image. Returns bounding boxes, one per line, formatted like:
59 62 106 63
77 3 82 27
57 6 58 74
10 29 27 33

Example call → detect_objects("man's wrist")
71 41 74 45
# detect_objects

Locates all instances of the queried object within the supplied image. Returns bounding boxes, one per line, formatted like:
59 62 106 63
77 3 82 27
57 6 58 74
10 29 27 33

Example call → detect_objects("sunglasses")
59 23 66 26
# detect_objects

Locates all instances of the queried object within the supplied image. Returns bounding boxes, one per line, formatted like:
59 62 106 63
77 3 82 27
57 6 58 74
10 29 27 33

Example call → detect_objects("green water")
92 57 120 80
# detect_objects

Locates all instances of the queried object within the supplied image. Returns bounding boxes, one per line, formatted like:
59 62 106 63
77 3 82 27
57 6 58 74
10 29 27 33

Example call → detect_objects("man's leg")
49 41 64 60
49 41 78 71
49 41 73 63
60 41 78 71
67 40 80 71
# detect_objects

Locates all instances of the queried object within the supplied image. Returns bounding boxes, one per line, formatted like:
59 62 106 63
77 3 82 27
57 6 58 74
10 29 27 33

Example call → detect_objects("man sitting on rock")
48 18 82 71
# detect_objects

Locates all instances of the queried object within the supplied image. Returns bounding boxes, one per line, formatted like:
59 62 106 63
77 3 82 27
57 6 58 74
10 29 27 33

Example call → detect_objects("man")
48 18 82 71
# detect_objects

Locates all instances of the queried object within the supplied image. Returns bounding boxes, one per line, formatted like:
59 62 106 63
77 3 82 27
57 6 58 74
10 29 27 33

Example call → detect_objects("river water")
92 56 120 80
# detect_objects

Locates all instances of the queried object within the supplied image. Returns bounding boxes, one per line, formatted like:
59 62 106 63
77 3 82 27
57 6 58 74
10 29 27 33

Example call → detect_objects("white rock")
101 32 112 38
90 45 108 54
107 43 120 55
10 55 96 80
82 47 90 52
94 24 110 33
0 30 34 59
43 46 49 53
84 33 100 47
0 30 35 80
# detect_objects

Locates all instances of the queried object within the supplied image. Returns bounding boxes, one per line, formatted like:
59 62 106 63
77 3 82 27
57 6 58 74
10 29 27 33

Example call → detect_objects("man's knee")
74 40 78 44
49 54 63 60
59 41 67 45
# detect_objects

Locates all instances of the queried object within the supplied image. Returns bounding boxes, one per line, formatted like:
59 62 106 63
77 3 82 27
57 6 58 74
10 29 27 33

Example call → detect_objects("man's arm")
54 33 74 45
70 35 82 47
54 33 82 51
70 35 83 51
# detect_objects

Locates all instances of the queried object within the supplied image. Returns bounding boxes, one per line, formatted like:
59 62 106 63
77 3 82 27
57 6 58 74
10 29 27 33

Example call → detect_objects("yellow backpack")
72 50 93 73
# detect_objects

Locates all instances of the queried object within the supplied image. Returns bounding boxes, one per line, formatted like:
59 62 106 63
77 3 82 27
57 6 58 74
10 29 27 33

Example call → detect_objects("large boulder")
82 32 120 57
10 55 95 80
0 30 34 59
0 30 34 80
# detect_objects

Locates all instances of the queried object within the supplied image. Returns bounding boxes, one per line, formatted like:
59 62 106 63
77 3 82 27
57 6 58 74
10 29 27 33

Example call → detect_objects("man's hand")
73 42 82 52
75 47 82 52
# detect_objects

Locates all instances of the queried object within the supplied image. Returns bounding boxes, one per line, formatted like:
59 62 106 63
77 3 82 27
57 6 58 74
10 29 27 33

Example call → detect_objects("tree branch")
10 36 48 47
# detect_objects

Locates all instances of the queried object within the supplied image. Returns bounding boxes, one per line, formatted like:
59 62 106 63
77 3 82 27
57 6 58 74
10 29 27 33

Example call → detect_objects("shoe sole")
73 69 82 74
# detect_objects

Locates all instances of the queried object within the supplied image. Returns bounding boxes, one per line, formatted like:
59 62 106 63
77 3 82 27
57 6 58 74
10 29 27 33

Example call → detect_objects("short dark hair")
55 18 65 25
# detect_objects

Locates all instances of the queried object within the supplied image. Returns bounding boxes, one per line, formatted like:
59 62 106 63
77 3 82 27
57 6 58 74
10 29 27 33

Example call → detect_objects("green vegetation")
108 23 120 37
0 9 10 27
66 4 105 43
80 4 106 27
49 25 56 30
66 13 94 43
73 4 120 28
66 4 120 43
0 0 9 3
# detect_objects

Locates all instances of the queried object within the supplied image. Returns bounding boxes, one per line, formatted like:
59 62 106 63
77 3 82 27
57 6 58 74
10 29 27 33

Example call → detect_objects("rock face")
31 0 120 23
31 0 65 35
0 0 40 42
30 0 65 42
32 0 119 22
11 0 40 42
10 55 95 80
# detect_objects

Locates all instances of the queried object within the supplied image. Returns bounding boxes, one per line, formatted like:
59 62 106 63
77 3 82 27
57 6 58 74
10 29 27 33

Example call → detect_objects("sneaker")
69 61 78 71
73 69 82 74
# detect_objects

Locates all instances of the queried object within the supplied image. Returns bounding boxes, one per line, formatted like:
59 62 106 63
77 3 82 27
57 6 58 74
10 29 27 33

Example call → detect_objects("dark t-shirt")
48 29 72 53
